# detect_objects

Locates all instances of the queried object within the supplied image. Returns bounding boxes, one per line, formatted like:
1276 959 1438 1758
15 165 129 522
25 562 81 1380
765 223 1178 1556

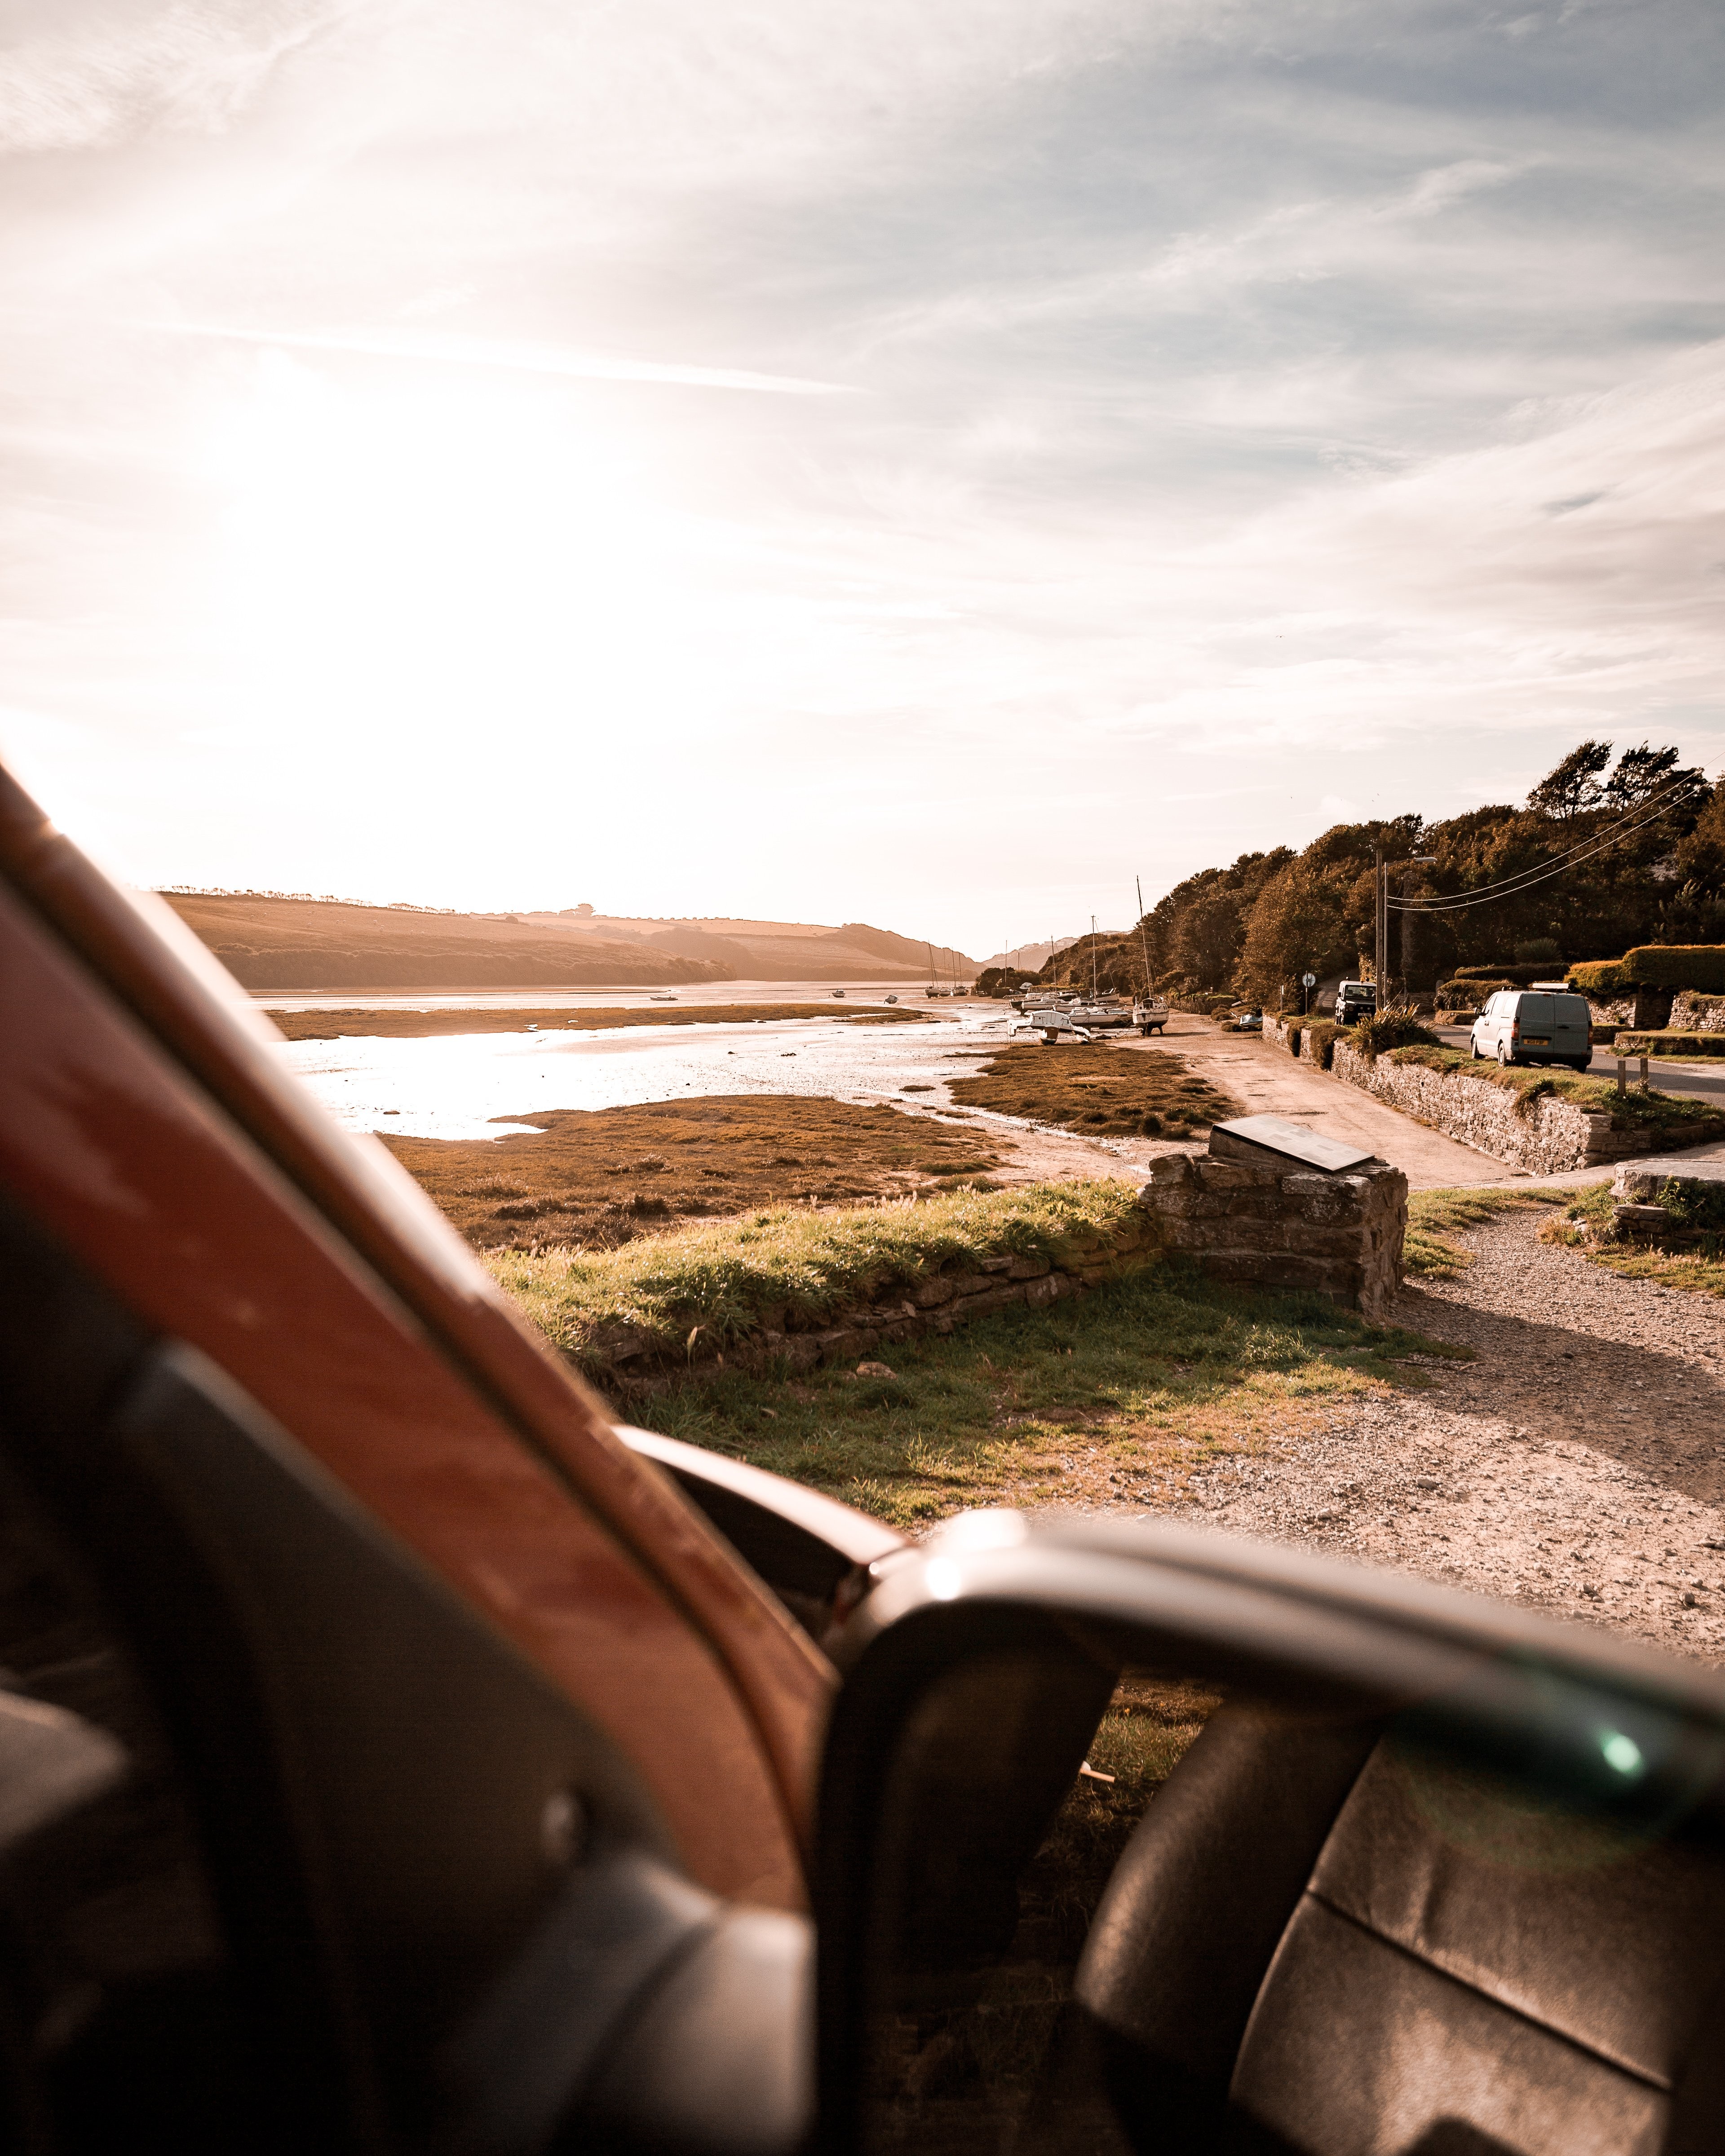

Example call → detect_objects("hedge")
1448 963 1566 987
1570 947 1725 996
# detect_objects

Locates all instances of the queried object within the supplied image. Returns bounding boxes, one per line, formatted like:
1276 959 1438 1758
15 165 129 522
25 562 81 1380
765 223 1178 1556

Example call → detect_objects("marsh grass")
1542 1183 1725 1297
623 1260 1463 1527
947 1043 1239 1140
394 1094 1007 1250
272 1000 931 1041
1403 1184 1578 1279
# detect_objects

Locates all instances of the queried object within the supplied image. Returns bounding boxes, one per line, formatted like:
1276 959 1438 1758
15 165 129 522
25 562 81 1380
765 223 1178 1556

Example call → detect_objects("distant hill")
160 893 728 990
159 892 976 990
518 911 975 983
976 936 1079 973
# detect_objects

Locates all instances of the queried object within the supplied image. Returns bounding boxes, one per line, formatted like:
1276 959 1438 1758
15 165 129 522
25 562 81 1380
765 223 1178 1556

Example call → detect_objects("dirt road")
1117 1208 1725 1661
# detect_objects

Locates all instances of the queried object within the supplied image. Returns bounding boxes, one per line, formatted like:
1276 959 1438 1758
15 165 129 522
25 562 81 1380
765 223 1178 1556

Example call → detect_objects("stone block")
1194 1158 1271 1191
947 1284 1026 1318
1007 1255 1052 1279
911 1277 955 1308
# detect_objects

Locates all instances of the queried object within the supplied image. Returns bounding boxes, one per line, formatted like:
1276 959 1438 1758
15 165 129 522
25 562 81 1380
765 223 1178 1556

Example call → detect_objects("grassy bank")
1542 1183 1725 1297
388 1095 1003 1250
947 1042 1240 1140
615 1262 1455 1527
1403 1186 1578 1280
273 1000 928 1041
486 1180 1145 1362
1380 1046 1721 1133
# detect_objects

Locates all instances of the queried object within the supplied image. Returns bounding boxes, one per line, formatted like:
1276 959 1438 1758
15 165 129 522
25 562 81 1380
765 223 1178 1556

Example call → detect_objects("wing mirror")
814 1513 1725 2156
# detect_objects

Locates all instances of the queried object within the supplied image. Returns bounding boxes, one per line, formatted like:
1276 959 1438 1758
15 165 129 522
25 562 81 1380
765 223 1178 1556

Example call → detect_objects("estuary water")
274 1009 1017 1140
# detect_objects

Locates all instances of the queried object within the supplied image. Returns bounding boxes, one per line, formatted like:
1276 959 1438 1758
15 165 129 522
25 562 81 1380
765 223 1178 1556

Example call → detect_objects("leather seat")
1070 1704 1725 2156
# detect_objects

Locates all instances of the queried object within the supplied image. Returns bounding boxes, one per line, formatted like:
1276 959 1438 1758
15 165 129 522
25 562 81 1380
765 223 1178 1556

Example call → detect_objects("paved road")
1118 1019 1510 1189
1432 1025 1725 1105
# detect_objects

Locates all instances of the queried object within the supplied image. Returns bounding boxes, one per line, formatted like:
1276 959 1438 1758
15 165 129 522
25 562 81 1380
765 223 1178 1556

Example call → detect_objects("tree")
1236 867 1351 1003
1171 891 1246 989
1525 741 1612 820
1602 742 1708 819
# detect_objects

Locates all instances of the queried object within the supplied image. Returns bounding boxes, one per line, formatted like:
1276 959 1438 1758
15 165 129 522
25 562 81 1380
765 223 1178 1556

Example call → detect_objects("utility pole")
1376 849 1438 1005
1374 844 1385 1000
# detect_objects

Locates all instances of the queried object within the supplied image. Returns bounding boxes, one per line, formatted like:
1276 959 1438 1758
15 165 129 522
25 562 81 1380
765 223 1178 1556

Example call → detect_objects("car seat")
1066 1702 1725 2155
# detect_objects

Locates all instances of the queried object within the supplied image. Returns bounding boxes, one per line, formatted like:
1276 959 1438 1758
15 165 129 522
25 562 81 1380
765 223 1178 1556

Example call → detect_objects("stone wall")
1330 1041 1721 1174
1137 1136 1407 1319
1583 990 1674 1031
586 1214 1159 1397
1669 992 1725 1033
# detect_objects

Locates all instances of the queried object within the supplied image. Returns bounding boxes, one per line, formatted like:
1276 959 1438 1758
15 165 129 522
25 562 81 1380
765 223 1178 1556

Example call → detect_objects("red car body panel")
0 769 832 1911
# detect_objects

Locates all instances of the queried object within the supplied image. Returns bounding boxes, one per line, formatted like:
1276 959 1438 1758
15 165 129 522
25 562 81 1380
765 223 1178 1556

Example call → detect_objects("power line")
1386 782 1698 915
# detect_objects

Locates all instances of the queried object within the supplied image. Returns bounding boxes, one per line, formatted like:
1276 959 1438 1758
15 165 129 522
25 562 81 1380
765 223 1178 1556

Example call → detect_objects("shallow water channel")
275 1009 1019 1141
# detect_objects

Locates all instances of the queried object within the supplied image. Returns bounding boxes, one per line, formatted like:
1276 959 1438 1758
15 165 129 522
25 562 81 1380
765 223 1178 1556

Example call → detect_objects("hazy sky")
2 0 1722 955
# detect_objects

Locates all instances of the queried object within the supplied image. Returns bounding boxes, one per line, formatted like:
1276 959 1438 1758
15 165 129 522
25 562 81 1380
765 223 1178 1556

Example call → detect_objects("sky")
1 0 1722 958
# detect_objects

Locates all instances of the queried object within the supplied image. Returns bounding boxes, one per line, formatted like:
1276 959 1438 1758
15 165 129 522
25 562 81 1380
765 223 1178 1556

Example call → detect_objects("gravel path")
1108 1211 1725 1660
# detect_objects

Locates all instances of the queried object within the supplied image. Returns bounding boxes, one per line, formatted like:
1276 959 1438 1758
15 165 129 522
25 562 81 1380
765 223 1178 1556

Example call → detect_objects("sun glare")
196 354 719 771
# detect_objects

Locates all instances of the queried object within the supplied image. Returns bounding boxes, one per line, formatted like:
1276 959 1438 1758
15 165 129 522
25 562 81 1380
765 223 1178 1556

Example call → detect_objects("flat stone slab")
1614 1159 1725 1201
1212 1114 1380 1175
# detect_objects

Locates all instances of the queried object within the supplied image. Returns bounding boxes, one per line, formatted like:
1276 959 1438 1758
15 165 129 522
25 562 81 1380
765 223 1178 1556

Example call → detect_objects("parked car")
1231 1008 1263 1032
1334 980 1377 1025
1471 988 1593 1070
6 759 1725 2156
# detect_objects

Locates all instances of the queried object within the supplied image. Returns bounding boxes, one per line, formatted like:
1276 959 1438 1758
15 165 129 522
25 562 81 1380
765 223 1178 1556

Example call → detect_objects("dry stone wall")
1329 1042 1714 1174
1669 993 1725 1033
1137 1137 1407 1319
586 1215 1158 1397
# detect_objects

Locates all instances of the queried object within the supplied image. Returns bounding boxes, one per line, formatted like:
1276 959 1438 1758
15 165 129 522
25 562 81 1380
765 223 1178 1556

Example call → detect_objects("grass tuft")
1542 1183 1725 1297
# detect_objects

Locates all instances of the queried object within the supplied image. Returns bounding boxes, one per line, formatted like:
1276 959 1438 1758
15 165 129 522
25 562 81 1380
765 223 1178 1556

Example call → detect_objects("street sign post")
1300 971 1316 1014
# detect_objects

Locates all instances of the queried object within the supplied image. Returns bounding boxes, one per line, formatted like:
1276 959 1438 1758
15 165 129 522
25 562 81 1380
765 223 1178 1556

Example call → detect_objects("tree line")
1034 741 1725 1006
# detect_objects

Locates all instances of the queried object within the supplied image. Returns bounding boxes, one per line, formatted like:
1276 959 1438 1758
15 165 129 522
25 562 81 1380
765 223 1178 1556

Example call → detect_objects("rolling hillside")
160 892 976 990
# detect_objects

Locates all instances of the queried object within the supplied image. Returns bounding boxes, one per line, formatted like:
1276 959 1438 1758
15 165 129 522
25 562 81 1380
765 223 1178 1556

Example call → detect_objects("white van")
1470 990 1592 1071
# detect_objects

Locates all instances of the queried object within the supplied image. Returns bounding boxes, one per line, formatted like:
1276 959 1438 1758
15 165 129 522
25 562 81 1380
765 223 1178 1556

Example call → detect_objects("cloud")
0 0 354 155
1 0 1723 942
132 319 858 395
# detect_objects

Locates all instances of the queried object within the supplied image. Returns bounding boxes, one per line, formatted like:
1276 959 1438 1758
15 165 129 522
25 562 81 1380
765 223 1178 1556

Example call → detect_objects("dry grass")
614 1257 1459 1528
1541 1183 1725 1297
385 1094 1001 1250
1403 1185 1578 1279
272 1001 927 1042
947 1043 1240 1140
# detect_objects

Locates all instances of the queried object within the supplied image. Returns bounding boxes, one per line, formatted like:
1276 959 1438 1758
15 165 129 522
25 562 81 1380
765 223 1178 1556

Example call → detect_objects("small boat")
830 989 846 998
1063 999 1135 1032
649 994 679 1003
884 994 899 1004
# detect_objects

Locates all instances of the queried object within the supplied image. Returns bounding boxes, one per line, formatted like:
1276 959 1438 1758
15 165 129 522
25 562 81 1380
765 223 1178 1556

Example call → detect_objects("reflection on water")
280 1014 1016 1140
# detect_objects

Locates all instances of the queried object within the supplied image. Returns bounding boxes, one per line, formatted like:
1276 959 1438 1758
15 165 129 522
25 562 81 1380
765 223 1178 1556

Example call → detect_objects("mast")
1091 915 1097 1002
1136 875 1152 998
